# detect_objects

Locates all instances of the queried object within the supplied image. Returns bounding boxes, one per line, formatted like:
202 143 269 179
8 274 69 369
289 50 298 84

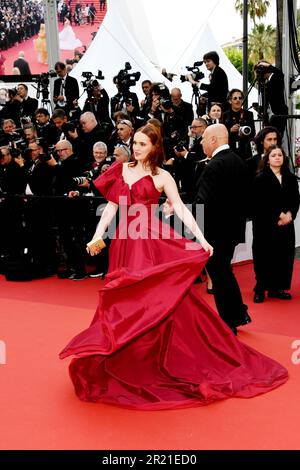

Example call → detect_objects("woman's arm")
87 201 118 255
162 172 213 255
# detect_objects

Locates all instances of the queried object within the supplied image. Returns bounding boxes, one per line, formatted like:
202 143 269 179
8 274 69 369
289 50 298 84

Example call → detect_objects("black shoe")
88 270 104 278
57 268 74 279
254 291 265 303
69 272 88 281
268 290 292 300
235 312 252 328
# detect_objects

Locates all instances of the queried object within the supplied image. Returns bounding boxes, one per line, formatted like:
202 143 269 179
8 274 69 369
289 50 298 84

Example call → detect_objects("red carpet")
3 18 105 75
1 261 300 450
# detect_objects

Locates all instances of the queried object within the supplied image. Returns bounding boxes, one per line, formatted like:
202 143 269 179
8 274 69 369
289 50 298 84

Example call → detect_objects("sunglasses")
118 120 133 128
232 96 243 101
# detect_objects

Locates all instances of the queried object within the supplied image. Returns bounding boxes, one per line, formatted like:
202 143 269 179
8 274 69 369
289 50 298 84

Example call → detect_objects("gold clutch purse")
86 237 106 256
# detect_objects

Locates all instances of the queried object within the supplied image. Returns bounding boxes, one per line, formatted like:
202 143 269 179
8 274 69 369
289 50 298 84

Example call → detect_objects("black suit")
13 57 31 75
12 96 38 122
53 155 87 276
53 75 79 116
265 70 288 135
195 147 249 329
223 108 255 160
200 66 228 107
173 100 194 132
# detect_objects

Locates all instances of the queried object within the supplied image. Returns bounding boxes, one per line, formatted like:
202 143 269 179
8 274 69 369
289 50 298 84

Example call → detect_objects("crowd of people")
0 0 44 51
57 1 100 26
0 51 298 294
0 45 298 410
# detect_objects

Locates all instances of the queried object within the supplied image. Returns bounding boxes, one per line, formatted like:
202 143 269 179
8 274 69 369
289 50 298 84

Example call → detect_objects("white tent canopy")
71 0 257 105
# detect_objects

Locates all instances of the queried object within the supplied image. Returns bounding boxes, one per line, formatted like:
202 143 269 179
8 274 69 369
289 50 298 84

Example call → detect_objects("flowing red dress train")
59 162 288 410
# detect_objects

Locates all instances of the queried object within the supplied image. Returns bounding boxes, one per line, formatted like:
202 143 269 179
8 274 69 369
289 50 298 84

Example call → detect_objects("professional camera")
72 166 102 186
238 125 252 137
61 119 79 134
171 130 186 152
9 135 27 152
81 70 105 99
180 61 205 83
34 141 55 163
255 63 277 83
73 176 86 185
8 144 23 159
159 98 173 110
115 62 141 92
33 70 56 100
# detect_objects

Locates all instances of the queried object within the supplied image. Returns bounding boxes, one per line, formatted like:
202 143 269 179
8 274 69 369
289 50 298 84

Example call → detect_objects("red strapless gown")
60 162 288 410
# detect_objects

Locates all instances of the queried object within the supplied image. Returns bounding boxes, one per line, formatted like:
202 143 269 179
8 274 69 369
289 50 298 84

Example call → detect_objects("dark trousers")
206 241 248 328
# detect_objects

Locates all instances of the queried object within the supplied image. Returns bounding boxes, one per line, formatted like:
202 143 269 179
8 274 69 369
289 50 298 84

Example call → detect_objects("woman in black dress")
252 146 300 302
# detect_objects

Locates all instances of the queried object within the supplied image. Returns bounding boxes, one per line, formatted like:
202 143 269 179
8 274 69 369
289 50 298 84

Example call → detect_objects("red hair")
129 123 165 175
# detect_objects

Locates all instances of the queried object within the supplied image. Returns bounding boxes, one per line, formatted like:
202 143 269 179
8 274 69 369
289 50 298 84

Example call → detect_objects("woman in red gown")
60 123 288 410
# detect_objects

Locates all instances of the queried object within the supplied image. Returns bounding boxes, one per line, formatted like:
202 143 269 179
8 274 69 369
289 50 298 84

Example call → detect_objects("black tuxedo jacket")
13 58 31 75
200 66 229 107
194 148 248 245
26 160 55 196
174 100 194 129
53 75 79 111
22 96 38 117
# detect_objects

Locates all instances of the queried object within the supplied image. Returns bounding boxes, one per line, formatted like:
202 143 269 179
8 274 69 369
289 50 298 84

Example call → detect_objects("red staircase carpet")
1 261 300 450
2 1 107 75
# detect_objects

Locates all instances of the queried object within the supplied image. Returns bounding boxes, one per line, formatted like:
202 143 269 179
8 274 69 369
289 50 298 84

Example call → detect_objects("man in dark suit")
254 61 288 136
15 83 38 122
13 51 31 75
171 87 194 133
195 124 252 334
53 61 79 117
167 118 208 201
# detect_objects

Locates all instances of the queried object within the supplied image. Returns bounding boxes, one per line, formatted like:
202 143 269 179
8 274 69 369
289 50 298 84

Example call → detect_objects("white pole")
42 0 60 71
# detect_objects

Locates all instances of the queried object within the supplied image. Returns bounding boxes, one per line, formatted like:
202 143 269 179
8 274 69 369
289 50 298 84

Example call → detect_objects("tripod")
244 75 268 129
36 81 53 114
191 84 206 117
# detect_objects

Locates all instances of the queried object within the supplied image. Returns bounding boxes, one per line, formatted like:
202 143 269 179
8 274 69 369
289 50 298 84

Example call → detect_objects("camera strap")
58 78 66 107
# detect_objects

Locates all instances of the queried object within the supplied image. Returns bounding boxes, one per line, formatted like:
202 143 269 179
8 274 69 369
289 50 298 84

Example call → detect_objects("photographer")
110 63 140 123
254 61 288 135
0 146 27 276
139 80 152 119
14 83 38 123
0 145 26 195
147 82 171 122
0 88 28 127
24 140 56 196
198 51 228 108
223 89 255 160
21 140 57 277
35 108 59 146
53 140 87 280
67 112 109 165
53 61 79 117
171 87 194 133
165 118 208 201
115 118 134 151
0 119 21 146
82 79 111 125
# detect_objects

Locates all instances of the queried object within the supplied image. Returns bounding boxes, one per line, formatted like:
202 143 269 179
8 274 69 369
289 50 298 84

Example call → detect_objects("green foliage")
235 0 271 27
248 23 276 62
224 47 255 82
